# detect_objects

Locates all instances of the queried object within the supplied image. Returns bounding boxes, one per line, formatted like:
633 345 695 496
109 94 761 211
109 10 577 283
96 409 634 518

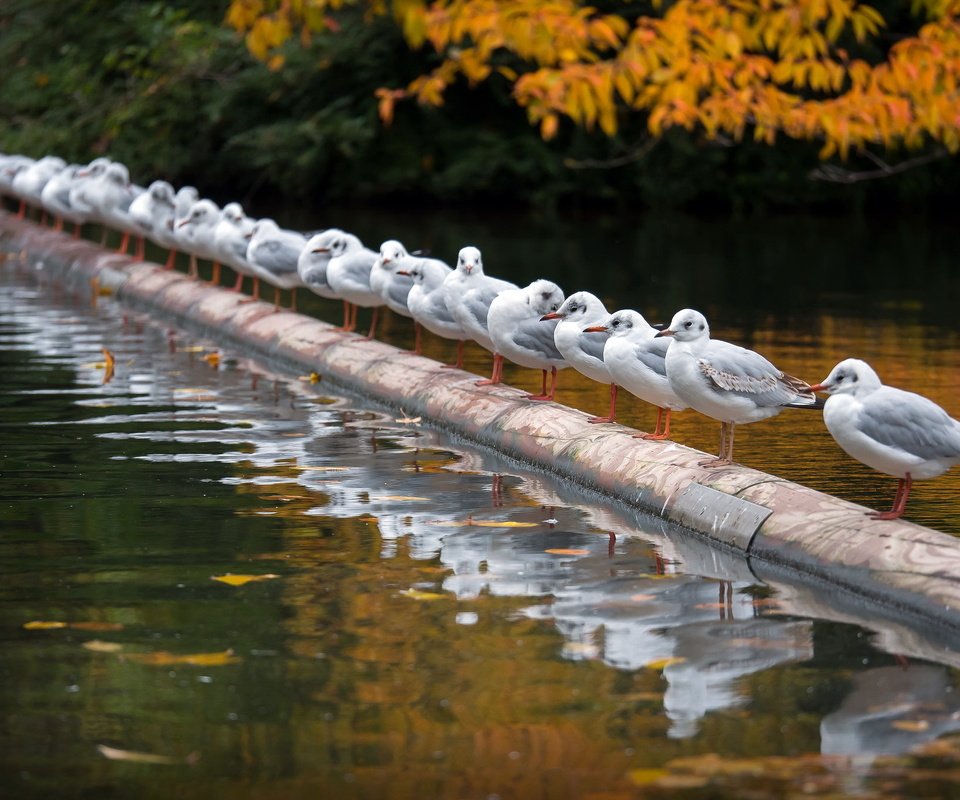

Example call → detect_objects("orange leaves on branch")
226 0 960 159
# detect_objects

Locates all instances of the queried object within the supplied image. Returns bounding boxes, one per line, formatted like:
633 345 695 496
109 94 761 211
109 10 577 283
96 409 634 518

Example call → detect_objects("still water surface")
3 241 960 798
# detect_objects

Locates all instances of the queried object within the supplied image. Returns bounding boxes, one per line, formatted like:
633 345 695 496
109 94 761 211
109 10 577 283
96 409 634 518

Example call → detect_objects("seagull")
245 218 307 311
487 279 567 401
176 199 221 280
656 308 820 464
11 155 65 221
212 203 258 293
809 358 960 520
326 232 381 336
127 180 176 262
40 164 88 234
585 310 686 440
370 239 417 341
442 246 517 384
66 158 112 238
297 228 345 316
398 257 469 366
541 291 617 423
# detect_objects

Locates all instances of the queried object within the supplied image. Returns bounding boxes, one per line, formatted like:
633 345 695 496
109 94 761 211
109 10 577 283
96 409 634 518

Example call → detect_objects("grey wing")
861 389 960 460
462 285 501 327
699 340 806 407
578 331 609 361
636 337 669 378
425 290 458 325
255 239 303 275
386 275 414 307
342 251 376 282
513 318 564 360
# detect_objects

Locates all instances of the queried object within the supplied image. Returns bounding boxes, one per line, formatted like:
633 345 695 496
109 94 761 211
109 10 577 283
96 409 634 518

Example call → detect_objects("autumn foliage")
226 0 960 161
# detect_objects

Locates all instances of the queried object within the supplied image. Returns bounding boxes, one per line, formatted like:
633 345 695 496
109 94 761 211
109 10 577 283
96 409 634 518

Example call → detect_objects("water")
3 241 960 798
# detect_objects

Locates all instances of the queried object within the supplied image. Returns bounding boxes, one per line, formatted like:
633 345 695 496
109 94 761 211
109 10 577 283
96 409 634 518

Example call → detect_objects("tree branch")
563 137 659 170
809 147 950 183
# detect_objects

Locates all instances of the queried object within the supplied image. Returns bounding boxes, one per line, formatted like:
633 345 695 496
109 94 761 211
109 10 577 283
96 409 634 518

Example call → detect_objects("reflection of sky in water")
1 269 959 766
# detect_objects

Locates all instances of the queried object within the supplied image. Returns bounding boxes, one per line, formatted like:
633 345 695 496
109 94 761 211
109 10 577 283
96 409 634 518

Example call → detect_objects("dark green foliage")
0 1 957 214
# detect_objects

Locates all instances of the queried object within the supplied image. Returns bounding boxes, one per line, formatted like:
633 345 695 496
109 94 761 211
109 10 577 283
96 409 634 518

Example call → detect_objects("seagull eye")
684 320 692 329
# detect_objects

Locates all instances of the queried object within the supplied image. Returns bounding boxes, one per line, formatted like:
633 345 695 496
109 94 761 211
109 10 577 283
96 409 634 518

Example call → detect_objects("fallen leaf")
124 649 240 667
69 621 125 632
399 589 447 601
892 720 930 732
358 514 379 523
370 495 429 502
296 466 349 472
428 518 539 528
23 621 68 630
627 768 669 786
203 352 220 367
545 548 590 556
211 574 280 587
297 373 321 383
83 640 125 653
97 744 178 765
645 657 687 670
630 594 656 602
178 346 206 353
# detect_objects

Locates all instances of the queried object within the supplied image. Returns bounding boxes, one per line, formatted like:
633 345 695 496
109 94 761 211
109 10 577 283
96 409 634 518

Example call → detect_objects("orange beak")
807 383 828 393
540 312 561 321
177 219 191 228
654 328 675 338
312 247 329 254
583 325 607 333
396 270 411 276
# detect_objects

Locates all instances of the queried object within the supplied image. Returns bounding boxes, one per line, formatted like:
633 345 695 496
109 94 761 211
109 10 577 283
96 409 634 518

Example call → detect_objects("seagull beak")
177 219 190 228
464 265 473 274
396 270 411 276
312 247 329 254
540 312 561 321
583 325 607 333
654 328 675 338
807 382 828 393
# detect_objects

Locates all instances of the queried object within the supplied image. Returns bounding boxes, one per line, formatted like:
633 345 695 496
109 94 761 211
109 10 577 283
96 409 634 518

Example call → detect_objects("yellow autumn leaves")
226 0 960 159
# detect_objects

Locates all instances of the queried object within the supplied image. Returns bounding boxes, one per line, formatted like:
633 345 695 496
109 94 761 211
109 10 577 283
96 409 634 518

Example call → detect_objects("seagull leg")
588 383 618 424
273 286 281 312
54 216 63 233
642 408 674 441
635 407 662 440
528 367 559 401
164 249 177 270
289 288 297 312
365 307 379 339
443 340 465 369
527 369 551 400
475 354 503 386
16 200 25 219
869 474 912 520
135 235 145 262
231 272 244 293
40 210 48 226
209 261 221 286
406 321 423 354
116 231 130 255
252 277 260 300
188 254 199 279
700 422 735 467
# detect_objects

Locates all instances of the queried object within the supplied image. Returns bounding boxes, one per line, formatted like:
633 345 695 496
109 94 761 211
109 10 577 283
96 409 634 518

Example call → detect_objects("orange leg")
639 408 673 441
365 307 379 339
209 261 221 286
870 474 912 520
528 366 558 401
588 383 618 424
443 340 465 369
476 353 503 386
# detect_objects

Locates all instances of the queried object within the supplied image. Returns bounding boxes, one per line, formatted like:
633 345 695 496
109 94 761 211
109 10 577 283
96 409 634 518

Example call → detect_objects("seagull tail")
785 394 826 411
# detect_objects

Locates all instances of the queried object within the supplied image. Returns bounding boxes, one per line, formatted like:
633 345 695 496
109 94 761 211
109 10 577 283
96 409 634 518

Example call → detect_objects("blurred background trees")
1 0 957 214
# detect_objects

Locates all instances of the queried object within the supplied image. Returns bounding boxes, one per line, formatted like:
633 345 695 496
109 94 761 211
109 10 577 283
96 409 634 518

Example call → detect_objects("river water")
2 210 960 798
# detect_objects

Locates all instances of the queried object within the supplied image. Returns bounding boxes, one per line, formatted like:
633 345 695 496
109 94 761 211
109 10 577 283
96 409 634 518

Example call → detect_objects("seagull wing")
699 340 814 408
860 387 960 460
512 318 564 361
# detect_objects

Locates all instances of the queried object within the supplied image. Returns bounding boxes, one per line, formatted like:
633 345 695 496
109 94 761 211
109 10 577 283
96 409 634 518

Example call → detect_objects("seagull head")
808 358 881 396
379 239 408 267
457 246 483 276
586 309 639 336
542 291 606 322
148 180 175 205
655 308 709 342
526 279 564 317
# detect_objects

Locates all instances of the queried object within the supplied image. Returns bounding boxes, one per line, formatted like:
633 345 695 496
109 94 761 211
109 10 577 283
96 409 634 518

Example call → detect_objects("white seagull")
398 257 469 366
370 239 417 341
656 308 820 464
585 309 686 440
245 218 307 311
297 229 345 316
809 358 960 520
127 180 176 262
488 279 567 401
541 291 617 423
326 233 381 336
212 202 258 294
176 198 221 280
442 246 517 384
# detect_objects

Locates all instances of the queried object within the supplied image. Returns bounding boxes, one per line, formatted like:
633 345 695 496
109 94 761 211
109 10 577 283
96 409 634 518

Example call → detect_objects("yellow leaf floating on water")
178 346 206 353
23 621 68 630
628 768 669 786
545 548 590 556
297 372 321 383
358 514 379 523
370 495 429 502
124 648 240 667
428 518 539 528
203 352 220 367
70 621 125 632
97 744 179 765
399 589 447 601
892 719 930 732
645 657 687 670
83 640 124 653
211 574 280 587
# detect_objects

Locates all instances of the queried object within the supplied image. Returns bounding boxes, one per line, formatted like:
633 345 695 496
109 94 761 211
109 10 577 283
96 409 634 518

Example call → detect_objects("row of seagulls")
3 149 960 521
